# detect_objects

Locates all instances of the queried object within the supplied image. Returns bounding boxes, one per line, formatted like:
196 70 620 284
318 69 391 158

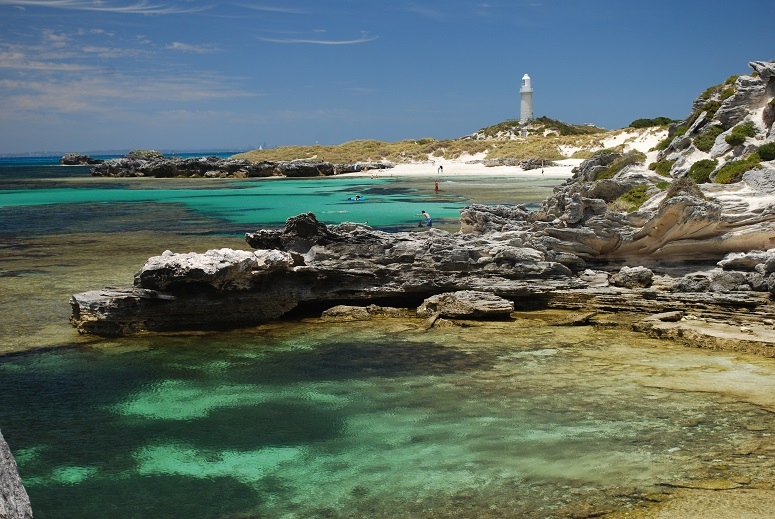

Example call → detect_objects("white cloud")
0 0 211 15
406 3 445 20
0 66 260 120
236 4 305 14
0 50 95 71
259 31 378 45
166 41 219 54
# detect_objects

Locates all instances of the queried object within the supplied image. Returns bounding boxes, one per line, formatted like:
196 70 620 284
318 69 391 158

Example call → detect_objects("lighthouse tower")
520 73 533 124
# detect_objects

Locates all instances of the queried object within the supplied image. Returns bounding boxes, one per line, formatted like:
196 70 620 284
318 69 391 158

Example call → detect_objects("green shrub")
649 158 676 177
725 121 756 146
662 176 705 204
615 185 651 212
687 159 718 184
629 117 679 128
757 142 775 161
714 154 761 184
693 125 723 152
681 100 722 133
720 87 735 101
655 135 674 151
698 84 722 103
656 181 670 190
595 150 647 180
531 116 606 136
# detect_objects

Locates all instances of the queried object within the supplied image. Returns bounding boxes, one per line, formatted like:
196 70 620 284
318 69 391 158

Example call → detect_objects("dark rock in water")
245 213 345 253
59 153 103 165
89 154 393 178
0 429 33 519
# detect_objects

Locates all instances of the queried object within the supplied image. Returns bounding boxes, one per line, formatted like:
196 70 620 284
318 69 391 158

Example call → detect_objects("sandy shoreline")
336 127 668 180
340 156 583 179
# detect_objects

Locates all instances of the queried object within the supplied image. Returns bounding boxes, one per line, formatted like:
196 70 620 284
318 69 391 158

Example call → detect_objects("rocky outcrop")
71 213 581 336
0 430 32 519
71 209 775 337
69 60 775 348
59 153 102 165
458 62 775 264
90 155 391 178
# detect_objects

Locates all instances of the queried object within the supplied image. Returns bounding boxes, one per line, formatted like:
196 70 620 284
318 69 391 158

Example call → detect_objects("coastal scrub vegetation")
595 150 646 180
233 119 633 164
724 121 756 146
714 153 761 184
661 176 705 205
757 142 775 161
628 117 679 128
529 116 607 136
612 184 652 212
649 158 676 177
693 125 723 152
687 159 718 184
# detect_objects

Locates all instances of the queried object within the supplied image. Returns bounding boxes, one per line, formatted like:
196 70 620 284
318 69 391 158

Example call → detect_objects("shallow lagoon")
2 161 775 517
3 319 775 518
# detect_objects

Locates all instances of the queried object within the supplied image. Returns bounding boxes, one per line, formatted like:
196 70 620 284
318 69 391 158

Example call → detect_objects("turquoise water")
0 157 561 237
3 157 774 518
3 321 775 518
0 177 462 232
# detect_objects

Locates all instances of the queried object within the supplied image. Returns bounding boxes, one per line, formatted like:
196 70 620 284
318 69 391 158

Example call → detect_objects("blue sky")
0 0 773 154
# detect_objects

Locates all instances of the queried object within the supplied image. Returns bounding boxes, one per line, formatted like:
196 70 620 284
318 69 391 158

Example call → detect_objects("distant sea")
2 155 774 518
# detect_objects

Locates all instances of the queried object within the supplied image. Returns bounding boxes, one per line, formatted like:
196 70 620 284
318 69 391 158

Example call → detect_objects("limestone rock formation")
90 155 391 178
0 430 32 519
69 59 775 346
612 266 653 288
71 213 582 335
59 153 102 165
416 291 514 318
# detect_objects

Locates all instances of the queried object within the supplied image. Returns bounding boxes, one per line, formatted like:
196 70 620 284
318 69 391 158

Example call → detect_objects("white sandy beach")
356 156 583 178
338 128 667 179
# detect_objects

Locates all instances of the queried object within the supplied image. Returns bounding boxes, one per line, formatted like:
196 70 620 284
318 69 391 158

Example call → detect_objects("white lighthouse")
520 73 533 124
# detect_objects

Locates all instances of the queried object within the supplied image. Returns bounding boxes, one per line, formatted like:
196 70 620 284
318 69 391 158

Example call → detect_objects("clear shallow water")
0 157 563 238
2 320 775 519
2 157 775 518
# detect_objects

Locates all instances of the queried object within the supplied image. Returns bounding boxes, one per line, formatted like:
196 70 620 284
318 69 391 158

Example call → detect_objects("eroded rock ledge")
70 212 775 357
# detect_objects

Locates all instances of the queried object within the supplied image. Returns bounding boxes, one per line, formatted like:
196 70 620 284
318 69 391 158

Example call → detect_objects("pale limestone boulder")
417 291 514 319
135 248 293 291
612 266 653 288
0 430 33 519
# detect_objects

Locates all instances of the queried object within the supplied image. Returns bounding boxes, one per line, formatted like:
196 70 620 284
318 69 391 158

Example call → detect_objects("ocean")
1 156 774 518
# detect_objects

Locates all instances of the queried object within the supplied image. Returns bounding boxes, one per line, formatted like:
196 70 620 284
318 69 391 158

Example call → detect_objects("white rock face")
135 248 293 290
0 430 33 519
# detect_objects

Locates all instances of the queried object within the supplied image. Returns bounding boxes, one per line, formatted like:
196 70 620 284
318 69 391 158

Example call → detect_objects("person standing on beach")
434 179 439 193
438 165 443 174
418 210 432 227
